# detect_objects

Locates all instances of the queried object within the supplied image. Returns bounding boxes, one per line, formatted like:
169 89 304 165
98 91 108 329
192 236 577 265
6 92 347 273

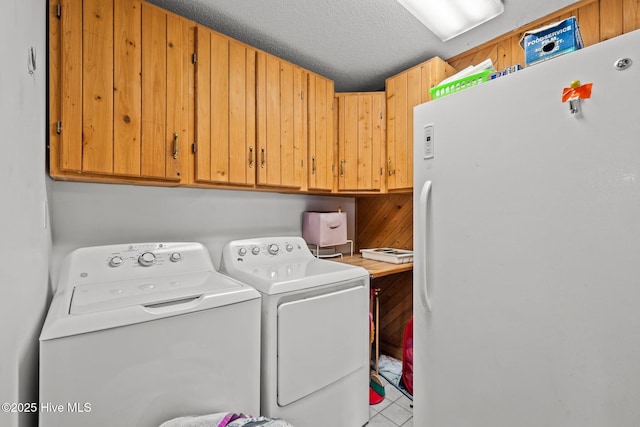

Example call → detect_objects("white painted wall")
50 182 355 286
0 1 50 427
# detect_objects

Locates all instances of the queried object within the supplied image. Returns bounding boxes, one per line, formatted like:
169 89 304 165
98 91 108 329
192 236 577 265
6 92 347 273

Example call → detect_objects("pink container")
302 212 347 246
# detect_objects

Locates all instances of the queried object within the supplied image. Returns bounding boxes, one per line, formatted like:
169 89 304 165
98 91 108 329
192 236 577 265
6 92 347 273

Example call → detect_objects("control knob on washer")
286 244 294 252
138 252 156 267
251 246 260 255
170 252 182 262
109 256 123 267
238 247 247 256
268 244 279 255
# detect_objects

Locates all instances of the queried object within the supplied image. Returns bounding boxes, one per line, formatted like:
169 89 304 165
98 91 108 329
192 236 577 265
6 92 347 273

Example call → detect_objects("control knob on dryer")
109 256 123 267
268 244 279 255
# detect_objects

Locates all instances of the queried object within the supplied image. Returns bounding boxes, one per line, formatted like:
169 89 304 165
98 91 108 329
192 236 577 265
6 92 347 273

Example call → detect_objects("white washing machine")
220 236 370 427
39 242 261 427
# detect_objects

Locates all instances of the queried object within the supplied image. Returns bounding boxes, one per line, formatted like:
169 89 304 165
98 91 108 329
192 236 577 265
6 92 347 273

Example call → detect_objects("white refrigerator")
413 29 640 426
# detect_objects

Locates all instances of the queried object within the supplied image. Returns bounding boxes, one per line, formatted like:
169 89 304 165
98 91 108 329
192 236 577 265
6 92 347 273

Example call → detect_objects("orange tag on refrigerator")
562 83 593 102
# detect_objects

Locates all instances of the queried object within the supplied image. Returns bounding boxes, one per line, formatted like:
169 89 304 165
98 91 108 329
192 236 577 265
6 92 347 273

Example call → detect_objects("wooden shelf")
329 254 412 279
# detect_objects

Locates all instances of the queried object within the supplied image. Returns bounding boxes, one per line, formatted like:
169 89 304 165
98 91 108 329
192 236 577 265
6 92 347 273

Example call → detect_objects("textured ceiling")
147 0 580 92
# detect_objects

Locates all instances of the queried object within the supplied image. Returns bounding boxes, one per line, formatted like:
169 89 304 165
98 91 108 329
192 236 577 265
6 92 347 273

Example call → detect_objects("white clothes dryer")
39 242 261 427
220 236 370 427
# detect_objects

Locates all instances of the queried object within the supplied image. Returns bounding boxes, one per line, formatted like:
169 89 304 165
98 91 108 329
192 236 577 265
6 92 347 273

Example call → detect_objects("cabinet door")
307 73 335 192
385 57 456 191
337 92 385 192
195 26 256 186
256 52 306 189
53 0 190 181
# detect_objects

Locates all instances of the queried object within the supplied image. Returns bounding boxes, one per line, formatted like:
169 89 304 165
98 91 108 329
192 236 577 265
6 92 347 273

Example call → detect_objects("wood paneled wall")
447 0 640 71
358 194 413 361
374 270 413 361
356 194 413 251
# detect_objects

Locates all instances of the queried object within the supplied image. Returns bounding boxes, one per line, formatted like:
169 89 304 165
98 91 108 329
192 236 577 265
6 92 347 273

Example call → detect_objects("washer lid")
70 270 241 315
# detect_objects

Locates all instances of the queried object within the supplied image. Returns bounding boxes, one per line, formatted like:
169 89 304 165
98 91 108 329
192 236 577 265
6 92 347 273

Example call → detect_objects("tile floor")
368 376 413 427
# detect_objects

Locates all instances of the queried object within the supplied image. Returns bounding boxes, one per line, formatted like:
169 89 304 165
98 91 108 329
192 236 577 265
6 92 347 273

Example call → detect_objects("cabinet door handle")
261 147 266 168
340 159 345 177
173 133 179 159
312 156 316 174
249 146 254 168
388 158 394 176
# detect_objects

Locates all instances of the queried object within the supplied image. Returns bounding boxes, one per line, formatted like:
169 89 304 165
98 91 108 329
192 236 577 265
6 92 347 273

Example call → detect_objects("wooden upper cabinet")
307 73 335 192
256 52 306 189
51 0 191 182
195 26 256 186
385 57 456 191
336 92 386 192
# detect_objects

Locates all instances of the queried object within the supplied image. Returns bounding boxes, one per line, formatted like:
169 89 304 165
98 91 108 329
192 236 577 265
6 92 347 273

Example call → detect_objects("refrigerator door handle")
419 180 432 312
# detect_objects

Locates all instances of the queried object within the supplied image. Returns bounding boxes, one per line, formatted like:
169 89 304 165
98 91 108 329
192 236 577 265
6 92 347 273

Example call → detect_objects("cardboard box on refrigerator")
520 17 584 66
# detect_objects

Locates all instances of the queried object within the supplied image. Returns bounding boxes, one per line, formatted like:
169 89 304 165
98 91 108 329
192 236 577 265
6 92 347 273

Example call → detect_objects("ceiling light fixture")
397 0 504 42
